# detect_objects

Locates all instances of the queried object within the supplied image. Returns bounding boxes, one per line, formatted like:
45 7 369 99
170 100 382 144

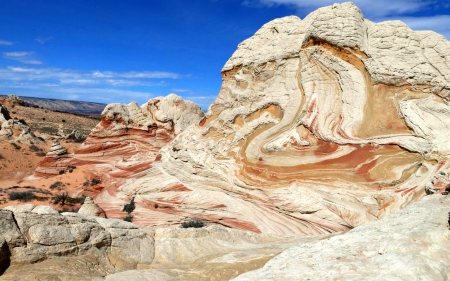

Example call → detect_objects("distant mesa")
0 94 106 115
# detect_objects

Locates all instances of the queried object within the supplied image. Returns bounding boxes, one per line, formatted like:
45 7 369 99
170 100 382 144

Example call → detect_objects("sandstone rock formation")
78 196 107 218
0 94 25 107
108 2 449 235
0 204 154 280
233 194 450 281
33 140 72 177
105 225 320 281
0 104 42 144
49 94 205 218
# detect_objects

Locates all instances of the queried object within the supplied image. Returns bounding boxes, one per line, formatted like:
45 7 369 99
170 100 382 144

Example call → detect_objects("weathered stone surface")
112 2 450 235
233 194 450 281
0 104 42 144
56 94 205 220
0 204 155 280
78 197 107 218
0 210 24 243
31 205 59 215
105 225 319 281
34 140 72 177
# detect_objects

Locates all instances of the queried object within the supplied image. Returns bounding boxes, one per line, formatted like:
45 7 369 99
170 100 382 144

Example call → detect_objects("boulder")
78 197 107 218
0 204 155 280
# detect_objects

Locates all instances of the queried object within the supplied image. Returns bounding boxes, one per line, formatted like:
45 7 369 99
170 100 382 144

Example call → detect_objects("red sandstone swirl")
36 3 450 235
148 3 450 235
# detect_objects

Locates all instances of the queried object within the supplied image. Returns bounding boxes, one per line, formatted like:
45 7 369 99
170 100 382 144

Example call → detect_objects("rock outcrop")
56 94 205 218
233 194 450 281
78 196 107 218
90 2 450 235
0 204 154 280
33 140 72 177
28 3 450 236
0 94 25 107
0 104 42 144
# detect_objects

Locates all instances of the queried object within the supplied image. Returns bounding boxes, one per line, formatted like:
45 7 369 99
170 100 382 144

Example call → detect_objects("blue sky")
0 0 449 110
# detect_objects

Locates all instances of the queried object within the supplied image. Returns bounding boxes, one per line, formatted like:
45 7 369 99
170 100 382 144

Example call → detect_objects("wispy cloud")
172 88 193 93
92 70 181 79
2 52 42 65
0 66 180 86
185 94 218 110
1 82 157 103
35 37 54 44
0 40 13 46
0 66 184 104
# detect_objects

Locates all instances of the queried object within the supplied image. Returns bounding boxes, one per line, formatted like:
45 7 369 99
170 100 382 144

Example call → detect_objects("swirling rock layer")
233 194 450 281
119 2 450 235
62 3 450 236
50 94 205 219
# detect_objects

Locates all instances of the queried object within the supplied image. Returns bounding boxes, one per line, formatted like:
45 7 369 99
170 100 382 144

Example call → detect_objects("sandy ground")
0 139 93 211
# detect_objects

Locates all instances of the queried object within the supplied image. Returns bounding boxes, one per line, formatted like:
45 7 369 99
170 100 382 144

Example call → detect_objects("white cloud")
35 37 54 44
0 66 180 86
245 0 439 17
0 40 13 46
92 70 180 79
0 82 157 103
172 88 193 93
185 95 218 110
2 51 42 65
0 66 185 104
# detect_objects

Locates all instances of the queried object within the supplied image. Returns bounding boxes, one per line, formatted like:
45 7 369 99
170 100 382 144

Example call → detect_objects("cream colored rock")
0 205 155 280
106 225 321 281
134 2 450 235
0 103 42 144
78 197 107 218
31 205 59 215
233 194 450 281
90 93 204 137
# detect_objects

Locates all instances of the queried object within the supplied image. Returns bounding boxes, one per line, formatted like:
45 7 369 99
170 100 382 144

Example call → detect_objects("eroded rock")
78 197 107 218
232 195 450 281
0 204 155 280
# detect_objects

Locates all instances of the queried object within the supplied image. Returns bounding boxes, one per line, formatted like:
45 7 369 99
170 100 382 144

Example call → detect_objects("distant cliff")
0 95 106 115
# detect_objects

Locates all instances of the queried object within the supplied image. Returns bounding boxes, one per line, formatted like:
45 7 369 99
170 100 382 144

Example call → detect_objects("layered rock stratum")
40 94 206 218
76 2 450 235
3 2 450 280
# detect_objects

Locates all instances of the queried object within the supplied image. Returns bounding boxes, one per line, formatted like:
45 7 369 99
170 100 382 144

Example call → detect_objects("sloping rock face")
0 204 154 280
110 2 450 234
61 94 205 218
233 194 450 281
105 225 318 281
